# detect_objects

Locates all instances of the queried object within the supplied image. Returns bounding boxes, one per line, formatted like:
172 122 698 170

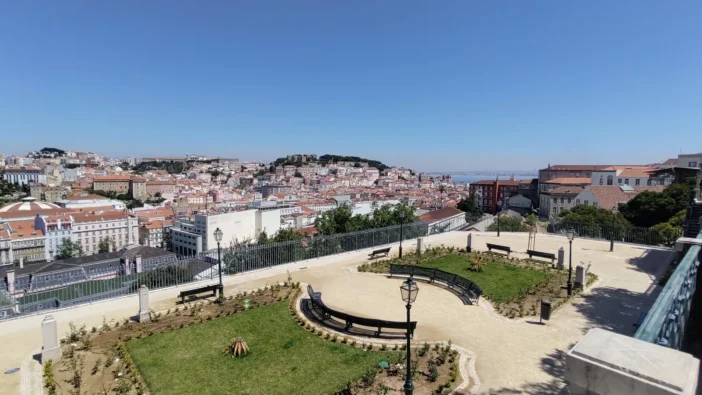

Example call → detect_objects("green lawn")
419 255 549 303
127 302 395 395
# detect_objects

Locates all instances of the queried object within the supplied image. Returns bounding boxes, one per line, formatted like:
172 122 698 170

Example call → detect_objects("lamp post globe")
214 228 224 297
400 278 419 395
566 230 575 296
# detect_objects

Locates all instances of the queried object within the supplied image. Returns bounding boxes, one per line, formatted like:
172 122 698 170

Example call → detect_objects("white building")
676 152 702 169
590 166 671 187
169 208 282 255
34 215 75 261
3 166 47 186
71 212 139 255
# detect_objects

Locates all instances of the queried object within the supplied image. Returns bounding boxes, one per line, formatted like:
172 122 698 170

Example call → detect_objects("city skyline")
2 2 702 171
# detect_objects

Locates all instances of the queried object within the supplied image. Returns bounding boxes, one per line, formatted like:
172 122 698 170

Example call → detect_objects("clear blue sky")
1 1 701 172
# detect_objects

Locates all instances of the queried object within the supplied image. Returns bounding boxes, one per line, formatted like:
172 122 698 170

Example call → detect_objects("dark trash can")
540 299 552 322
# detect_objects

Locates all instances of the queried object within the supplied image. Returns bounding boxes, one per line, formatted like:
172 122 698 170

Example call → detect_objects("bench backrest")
308 286 414 331
527 249 555 258
486 243 511 251
391 264 483 296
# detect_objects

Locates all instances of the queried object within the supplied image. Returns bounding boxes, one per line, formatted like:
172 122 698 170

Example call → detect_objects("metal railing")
634 231 701 349
550 221 676 247
0 222 435 320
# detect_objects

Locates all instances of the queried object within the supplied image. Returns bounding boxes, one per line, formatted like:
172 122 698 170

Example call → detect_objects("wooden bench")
178 284 219 304
527 249 556 264
368 247 391 259
389 264 482 305
486 243 511 256
633 312 648 328
306 285 416 338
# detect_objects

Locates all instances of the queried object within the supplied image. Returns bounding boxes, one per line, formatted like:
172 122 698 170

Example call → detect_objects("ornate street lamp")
566 229 575 296
214 227 224 297
610 207 617 252
400 278 419 395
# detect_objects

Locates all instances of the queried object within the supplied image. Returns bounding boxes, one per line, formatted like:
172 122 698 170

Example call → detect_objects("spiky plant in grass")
224 337 250 357
470 256 487 272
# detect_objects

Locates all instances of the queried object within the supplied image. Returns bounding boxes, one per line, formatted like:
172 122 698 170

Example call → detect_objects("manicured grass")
419 255 549 303
127 302 395 395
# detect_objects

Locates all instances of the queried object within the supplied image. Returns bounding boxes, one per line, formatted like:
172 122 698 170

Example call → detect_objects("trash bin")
540 299 552 322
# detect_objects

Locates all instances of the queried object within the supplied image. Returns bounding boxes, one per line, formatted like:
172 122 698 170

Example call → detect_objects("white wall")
205 210 257 249
255 209 281 237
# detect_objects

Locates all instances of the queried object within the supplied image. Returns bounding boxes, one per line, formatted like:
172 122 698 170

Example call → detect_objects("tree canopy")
619 179 695 228
487 216 530 232
314 202 417 236
558 205 628 226
56 238 84 259
457 193 483 222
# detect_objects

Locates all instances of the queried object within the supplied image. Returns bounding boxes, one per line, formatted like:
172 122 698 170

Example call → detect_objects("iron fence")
635 232 701 349
549 221 675 247
0 222 434 320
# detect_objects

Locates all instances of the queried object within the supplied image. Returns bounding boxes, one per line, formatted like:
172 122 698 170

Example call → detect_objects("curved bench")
303 285 416 339
389 264 483 305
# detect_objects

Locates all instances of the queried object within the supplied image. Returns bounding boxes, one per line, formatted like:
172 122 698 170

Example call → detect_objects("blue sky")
1 1 701 172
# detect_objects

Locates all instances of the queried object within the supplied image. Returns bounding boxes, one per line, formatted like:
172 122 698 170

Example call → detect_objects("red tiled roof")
544 165 611 171
543 177 591 185
93 175 131 181
418 207 464 223
586 186 667 211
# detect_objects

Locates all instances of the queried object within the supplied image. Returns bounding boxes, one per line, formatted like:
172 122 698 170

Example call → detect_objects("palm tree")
224 337 249 357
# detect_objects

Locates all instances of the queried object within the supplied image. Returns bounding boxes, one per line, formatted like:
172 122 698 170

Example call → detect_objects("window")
553 198 557 203
568 198 572 204
624 179 629 185
618 178 622 184
607 175 613 185
560 198 565 204
647 179 652 186
635 179 640 186
553 207 557 214
599 176 603 185
576 199 580 204
584 200 589 205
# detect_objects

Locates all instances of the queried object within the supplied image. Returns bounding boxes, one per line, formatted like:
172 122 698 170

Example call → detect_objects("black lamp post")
496 200 503 237
399 221 404 259
214 227 224 297
566 230 574 296
609 207 617 252
400 277 419 395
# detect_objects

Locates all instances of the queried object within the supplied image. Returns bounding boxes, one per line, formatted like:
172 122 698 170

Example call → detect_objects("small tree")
457 192 483 223
525 213 539 227
487 216 529 232
56 238 84 259
98 237 112 253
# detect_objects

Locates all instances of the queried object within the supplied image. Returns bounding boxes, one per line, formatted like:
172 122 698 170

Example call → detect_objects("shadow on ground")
625 248 674 280
571 285 660 336
484 345 573 394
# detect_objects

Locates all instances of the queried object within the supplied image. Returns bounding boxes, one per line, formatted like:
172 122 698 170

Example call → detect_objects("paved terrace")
0 231 673 394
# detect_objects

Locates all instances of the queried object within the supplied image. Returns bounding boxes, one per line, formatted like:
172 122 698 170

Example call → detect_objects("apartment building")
34 215 75 261
139 220 171 248
677 152 702 169
145 180 176 198
469 180 520 213
92 175 147 200
590 166 671 188
0 220 46 263
169 208 281 255
3 166 47 186
29 184 68 203
71 212 138 255
543 186 584 216
256 184 293 198
538 178 592 216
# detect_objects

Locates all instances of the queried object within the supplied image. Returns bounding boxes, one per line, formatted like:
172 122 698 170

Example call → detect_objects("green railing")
634 231 701 349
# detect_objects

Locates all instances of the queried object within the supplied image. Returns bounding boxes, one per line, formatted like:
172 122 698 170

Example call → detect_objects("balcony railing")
634 231 701 349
